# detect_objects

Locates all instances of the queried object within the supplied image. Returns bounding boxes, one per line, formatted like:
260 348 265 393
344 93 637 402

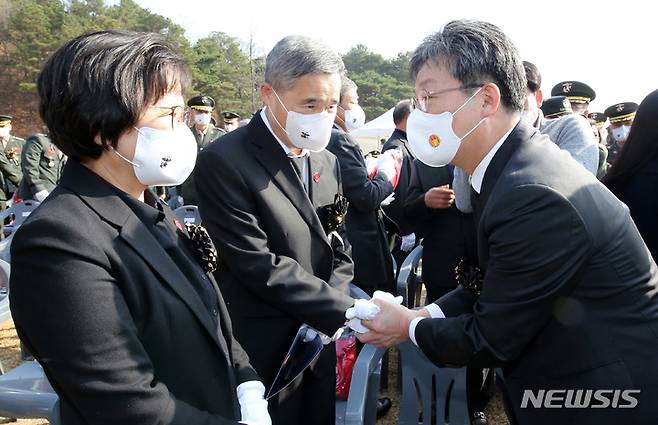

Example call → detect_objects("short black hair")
410 20 527 112
37 30 191 160
523 61 542 93
393 100 412 125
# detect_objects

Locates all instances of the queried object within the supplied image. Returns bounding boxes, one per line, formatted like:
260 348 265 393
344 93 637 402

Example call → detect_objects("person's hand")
377 149 403 188
400 233 416 252
424 184 454 209
356 299 423 348
380 193 395 206
237 381 271 425
34 190 49 202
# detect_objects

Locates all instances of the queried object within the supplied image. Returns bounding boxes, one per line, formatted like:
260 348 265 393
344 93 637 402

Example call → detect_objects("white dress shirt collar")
470 124 517 194
260 108 309 158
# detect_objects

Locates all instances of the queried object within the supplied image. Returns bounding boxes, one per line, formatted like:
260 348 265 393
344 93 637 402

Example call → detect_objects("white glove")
34 190 49 202
345 291 403 333
400 233 416 252
237 381 271 425
380 193 395 206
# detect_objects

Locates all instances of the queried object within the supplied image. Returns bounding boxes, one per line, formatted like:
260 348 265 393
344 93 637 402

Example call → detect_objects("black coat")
607 158 658 262
9 160 257 425
382 128 415 236
415 123 658 425
404 160 476 301
327 126 394 295
194 112 354 424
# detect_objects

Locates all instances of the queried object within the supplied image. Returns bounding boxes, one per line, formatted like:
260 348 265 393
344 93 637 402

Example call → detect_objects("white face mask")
611 125 631 143
225 123 238 132
194 113 211 126
343 105 366 131
114 125 197 187
270 89 336 152
0 127 10 140
407 87 485 167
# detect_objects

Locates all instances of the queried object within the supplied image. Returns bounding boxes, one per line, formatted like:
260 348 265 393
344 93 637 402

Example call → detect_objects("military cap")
551 81 596 104
541 96 574 119
604 102 638 124
221 111 240 121
0 115 12 127
587 112 607 123
187 95 215 112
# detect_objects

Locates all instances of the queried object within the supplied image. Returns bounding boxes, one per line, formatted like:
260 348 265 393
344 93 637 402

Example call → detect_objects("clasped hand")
345 291 428 348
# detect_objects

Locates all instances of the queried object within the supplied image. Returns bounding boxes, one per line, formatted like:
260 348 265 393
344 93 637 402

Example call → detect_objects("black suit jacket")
194 112 354 387
9 160 257 425
382 128 415 236
607 158 658 262
327 126 394 294
415 123 658 424
404 160 476 299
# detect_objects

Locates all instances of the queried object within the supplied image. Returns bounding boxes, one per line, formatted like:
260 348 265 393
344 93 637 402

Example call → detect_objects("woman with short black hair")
9 30 270 425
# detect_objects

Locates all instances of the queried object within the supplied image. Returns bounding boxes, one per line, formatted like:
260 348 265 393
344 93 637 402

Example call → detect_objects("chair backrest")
0 361 59 422
173 205 202 226
0 235 12 266
396 245 423 308
397 341 470 425
342 344 387 425
1 201 41 228
0 259 10 324
349 283 370 300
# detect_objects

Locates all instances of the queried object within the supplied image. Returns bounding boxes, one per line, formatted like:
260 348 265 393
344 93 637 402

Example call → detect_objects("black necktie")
288 155 308 192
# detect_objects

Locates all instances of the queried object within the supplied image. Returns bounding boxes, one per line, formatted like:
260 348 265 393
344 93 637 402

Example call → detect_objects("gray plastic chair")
0 233 14 264
0 259 11 325
397 341 469 425
339 344 387 425
396 245 424 308
1 201 40 237
336 284 387 425
0 361 60 424
173 205 202 226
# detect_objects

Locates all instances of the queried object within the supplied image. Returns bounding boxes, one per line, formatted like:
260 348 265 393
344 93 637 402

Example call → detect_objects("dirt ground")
0 319 508 425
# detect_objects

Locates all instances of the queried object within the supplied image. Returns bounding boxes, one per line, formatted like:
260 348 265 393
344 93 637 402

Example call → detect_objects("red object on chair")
335 333 357 400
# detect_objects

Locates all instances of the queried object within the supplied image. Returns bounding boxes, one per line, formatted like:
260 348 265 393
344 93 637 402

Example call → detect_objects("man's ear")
260 83 273 105
535 88 543 107
481 83 501 118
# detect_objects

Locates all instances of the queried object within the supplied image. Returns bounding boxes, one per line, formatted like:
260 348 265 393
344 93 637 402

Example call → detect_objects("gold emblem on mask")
429 134 441 148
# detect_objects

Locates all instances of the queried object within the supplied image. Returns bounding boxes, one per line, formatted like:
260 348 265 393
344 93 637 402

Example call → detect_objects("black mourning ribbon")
318 193 348 235
454 258 484 296
183 223 218 274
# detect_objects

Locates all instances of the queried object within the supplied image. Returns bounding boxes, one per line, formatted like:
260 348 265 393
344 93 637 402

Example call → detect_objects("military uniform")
604 102 638 166
175 95 226 207
540 96 573 119
551 80 596 114
17 134 66 201
0 115 24 203
221 111 241 133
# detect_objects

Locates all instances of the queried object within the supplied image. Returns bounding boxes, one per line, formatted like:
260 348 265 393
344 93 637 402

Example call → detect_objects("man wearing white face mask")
354 20 658 425
172 94 226 208
195 36 358 425
327 76 398 295
605 101 638 166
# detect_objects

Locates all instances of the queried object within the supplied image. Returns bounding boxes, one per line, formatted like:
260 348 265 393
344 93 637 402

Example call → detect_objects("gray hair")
340 76 358 102
409 20 526 111
265 35 345 91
